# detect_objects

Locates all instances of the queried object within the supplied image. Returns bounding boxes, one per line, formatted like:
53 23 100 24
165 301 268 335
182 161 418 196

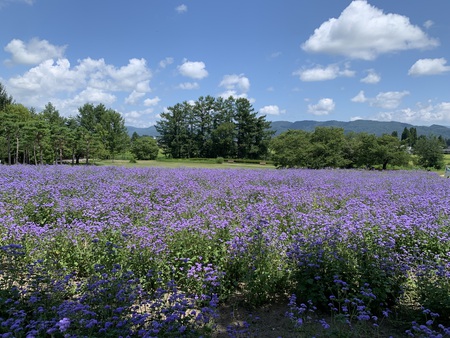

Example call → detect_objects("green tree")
0 82 13 111
2 104 33 164
308 127 349 169
211 97 236 158
77 103 112 164
99 108 129 161
376 134 410 170
234 97 272 159
155 102 190 158
401 127 410 143
23 115 51 164
131 136 159 160
193 95 215 157
414 135 444 169
41 103 70 164
270 129 311 168
353 133 380 168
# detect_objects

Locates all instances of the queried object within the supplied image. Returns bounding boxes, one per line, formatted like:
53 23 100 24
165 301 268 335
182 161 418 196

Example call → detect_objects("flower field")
1 165 450 337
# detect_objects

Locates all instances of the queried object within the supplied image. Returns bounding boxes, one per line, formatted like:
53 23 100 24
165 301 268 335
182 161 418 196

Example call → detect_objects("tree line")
0 84 272 164
270 127 446 169
155 95 273 159
0 81 446 169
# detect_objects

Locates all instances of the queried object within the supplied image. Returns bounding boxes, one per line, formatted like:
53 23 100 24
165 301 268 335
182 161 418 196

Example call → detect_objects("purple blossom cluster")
1 165 450 336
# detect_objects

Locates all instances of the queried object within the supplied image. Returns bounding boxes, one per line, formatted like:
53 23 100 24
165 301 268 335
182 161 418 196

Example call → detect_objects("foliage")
156 96 273 159
271 127 412 169
414 135 445 169
130 135 159 160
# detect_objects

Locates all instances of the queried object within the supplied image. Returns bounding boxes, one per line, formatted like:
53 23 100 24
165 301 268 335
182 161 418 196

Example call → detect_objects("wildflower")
57 317 70 332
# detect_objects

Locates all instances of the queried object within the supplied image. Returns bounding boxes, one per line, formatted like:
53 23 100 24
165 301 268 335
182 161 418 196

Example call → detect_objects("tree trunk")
33 144 37 165
7 138 11 165
15 137 19 164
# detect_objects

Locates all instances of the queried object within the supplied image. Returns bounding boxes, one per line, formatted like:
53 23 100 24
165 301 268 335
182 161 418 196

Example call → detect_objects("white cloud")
4 38 66 65
178 82 199 90
143 96 160 106
218 74 250 99
352 90 409 109
302 0 439 60
307 98 335 116
159 57 174 68
374 102 450 125
178 60 208 79
125 90 146 104
175 4 187 13
123 108 156 127
408 58 450 76
5 56 152 117
360 69 381 84
293 64 355 81
351 90 367 103
259 105 285 116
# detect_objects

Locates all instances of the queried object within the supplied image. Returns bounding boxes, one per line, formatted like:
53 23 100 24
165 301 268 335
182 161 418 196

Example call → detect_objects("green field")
95 158 276 169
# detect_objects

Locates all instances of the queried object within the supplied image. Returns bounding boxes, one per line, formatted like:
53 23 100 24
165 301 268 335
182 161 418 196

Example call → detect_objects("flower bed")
1 166 450 336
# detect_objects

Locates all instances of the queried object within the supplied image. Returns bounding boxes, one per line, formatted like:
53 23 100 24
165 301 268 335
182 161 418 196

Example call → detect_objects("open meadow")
1 165 450 337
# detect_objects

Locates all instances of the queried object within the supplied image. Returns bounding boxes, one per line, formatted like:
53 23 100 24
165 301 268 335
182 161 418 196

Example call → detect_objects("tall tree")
155 102 190 158
99 108 129 161
414 135 444 169
41 103 69 164
77 103 107 164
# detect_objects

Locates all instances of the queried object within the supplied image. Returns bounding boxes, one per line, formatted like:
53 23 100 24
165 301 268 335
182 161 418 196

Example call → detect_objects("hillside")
127 120 450 140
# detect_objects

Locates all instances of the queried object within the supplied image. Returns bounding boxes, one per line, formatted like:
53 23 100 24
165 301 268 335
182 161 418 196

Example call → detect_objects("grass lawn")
95 158 276 169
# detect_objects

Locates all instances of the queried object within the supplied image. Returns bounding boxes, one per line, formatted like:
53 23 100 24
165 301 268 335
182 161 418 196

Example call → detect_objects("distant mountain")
127 120 450 140
126 125 158 137
269 120 450 139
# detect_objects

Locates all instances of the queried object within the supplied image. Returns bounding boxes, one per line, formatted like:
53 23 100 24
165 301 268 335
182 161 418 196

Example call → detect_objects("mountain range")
127 120 450 140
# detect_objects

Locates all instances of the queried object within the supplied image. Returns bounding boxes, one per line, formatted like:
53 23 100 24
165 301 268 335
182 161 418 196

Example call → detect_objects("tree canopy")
270 128 411 170
156 96 273 159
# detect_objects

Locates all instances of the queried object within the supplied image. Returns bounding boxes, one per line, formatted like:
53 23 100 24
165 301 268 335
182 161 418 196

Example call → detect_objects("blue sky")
1 0 449 127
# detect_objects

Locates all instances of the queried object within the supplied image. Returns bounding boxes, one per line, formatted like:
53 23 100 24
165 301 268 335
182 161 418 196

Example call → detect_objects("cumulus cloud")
352 90 409 109
6 57 152 116
360 69 381 84
351 90 367 103
123 108 156 127
293 64 354 81
307 98 335 116
4 38 67 65
178 82 199 90
218 74 250 98
374 102 450 125
178 60 208 79
302 0 439 60
143 96 160 106
125 90 146 105
175 4 187 13
259 105 285 116
408 58 450 76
